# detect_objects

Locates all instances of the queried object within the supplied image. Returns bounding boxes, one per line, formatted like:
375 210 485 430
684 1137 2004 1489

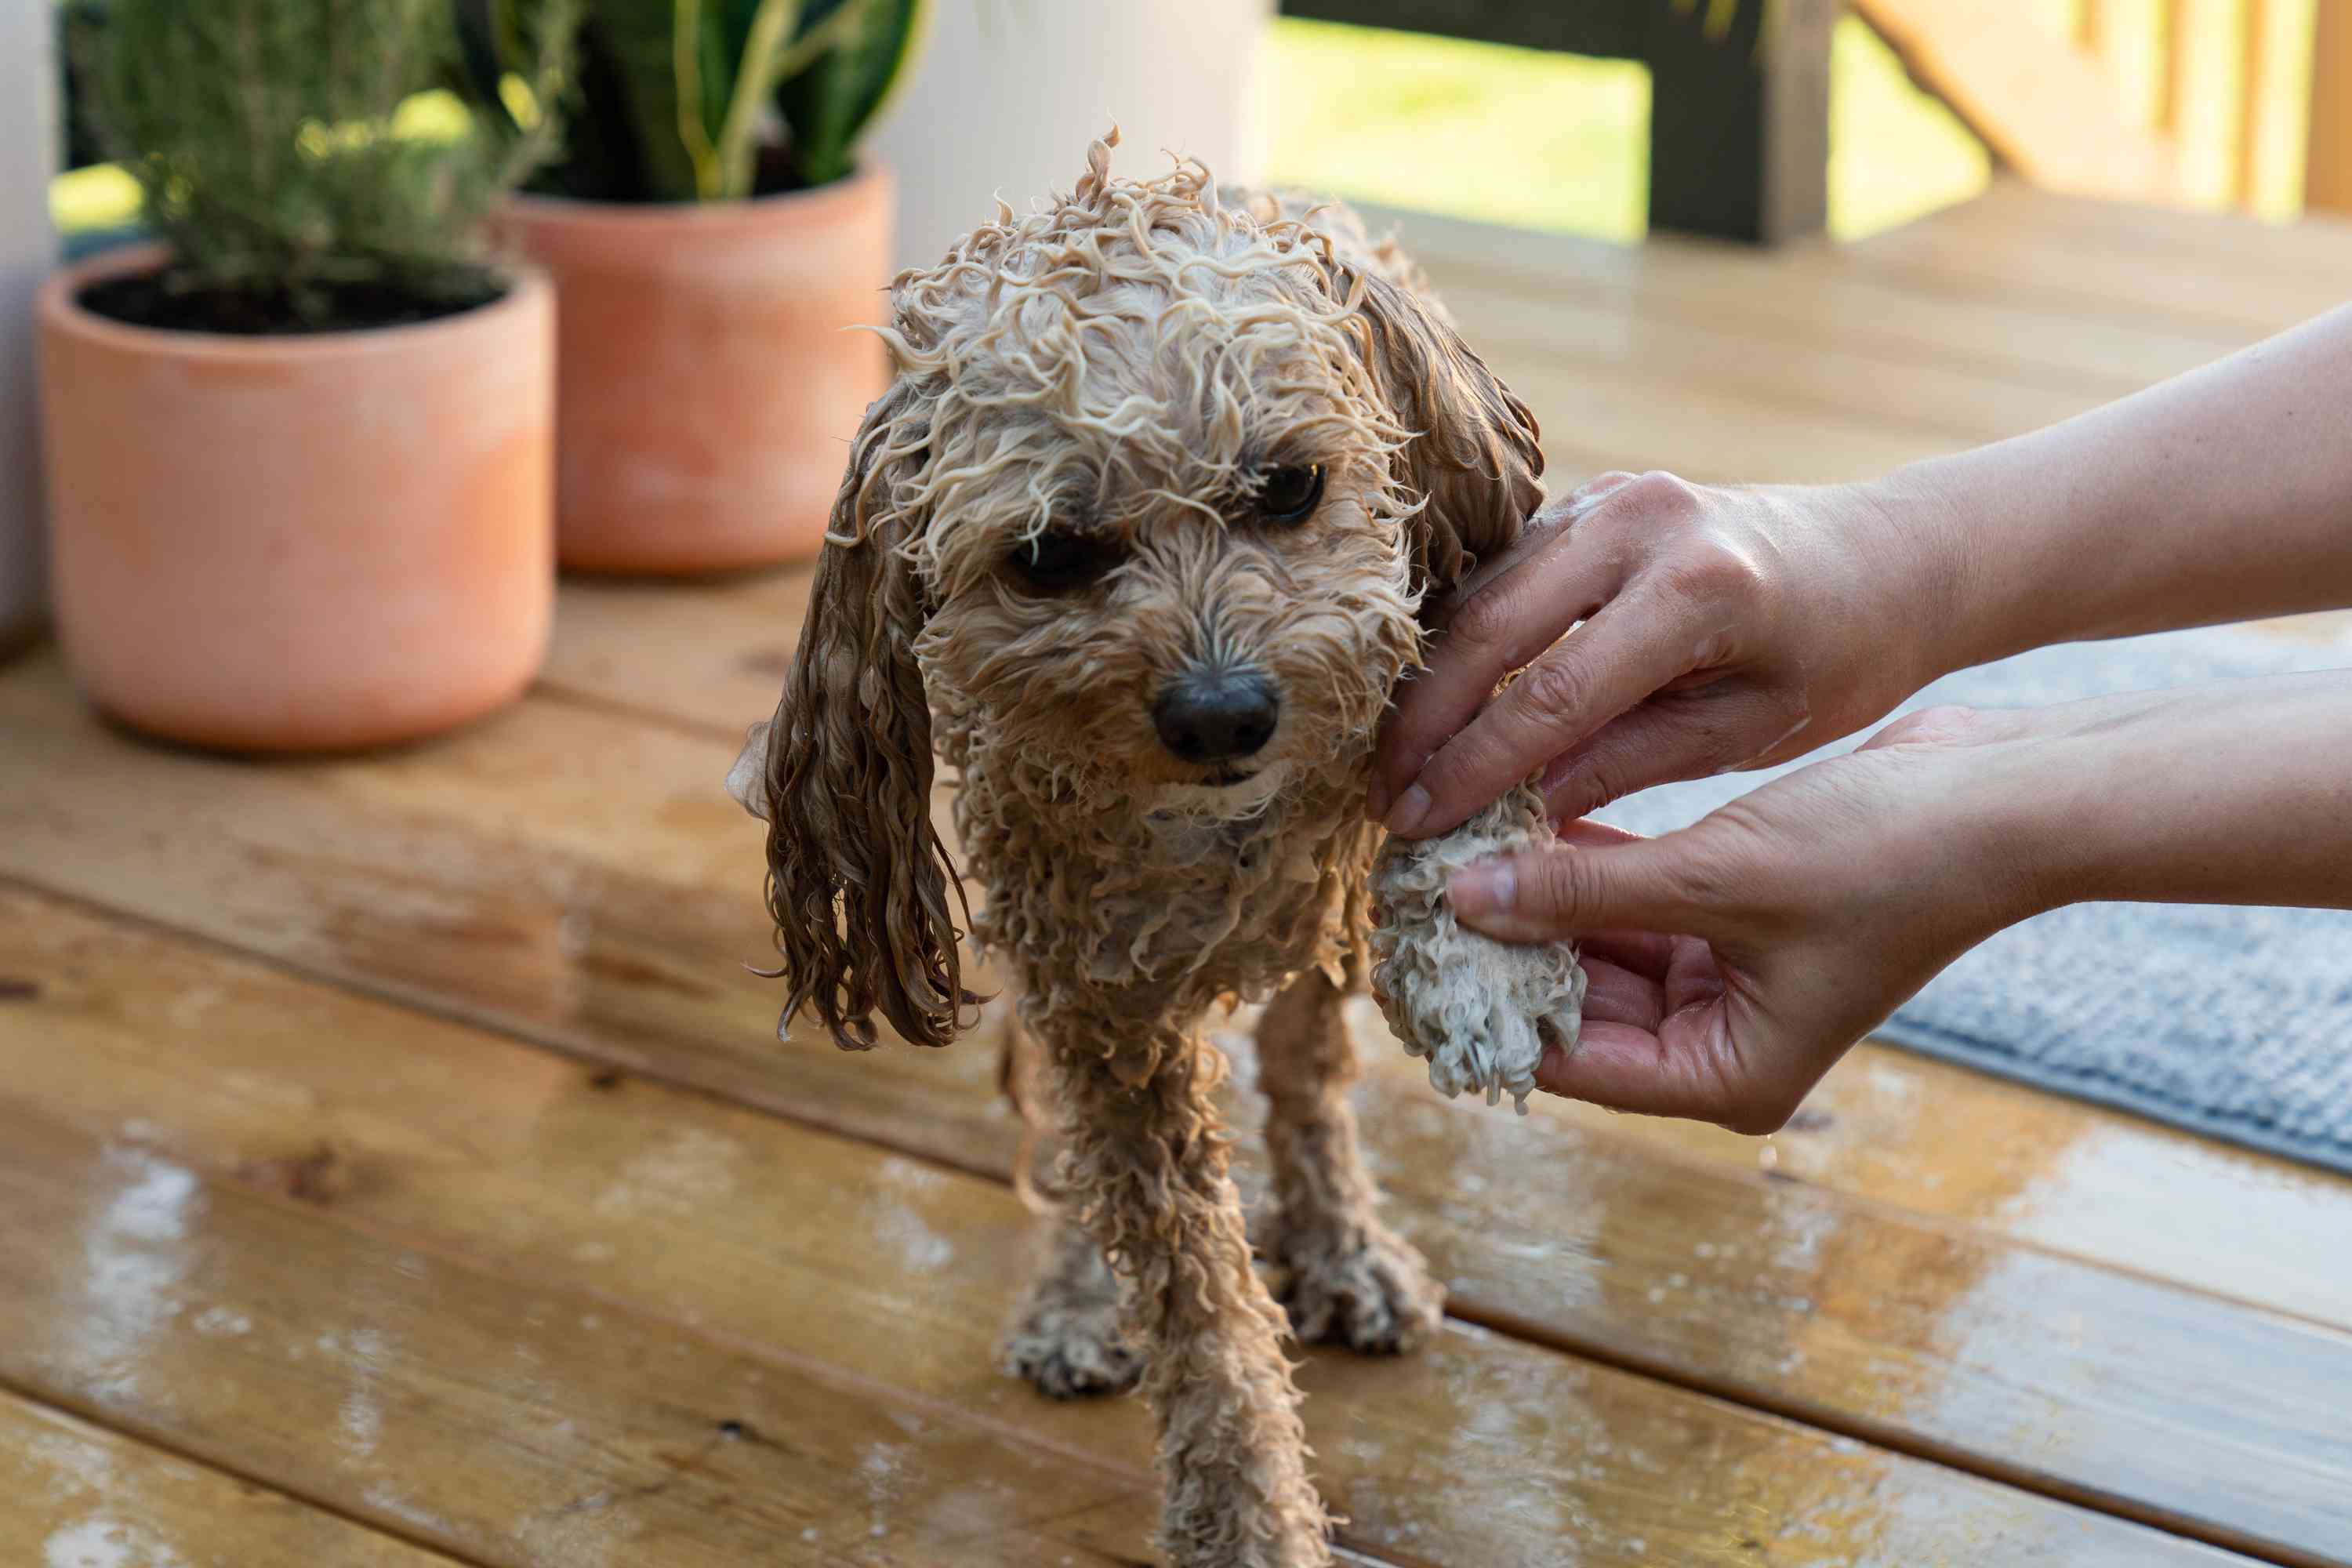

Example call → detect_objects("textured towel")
1590 620 2352 1174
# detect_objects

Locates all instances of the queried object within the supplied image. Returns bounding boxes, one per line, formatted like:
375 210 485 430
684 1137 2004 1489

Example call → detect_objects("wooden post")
2165 0 2239 204
2157 0 2183 133
0 2 57 652
2237 0 2288 208
1644 0 1837 243
2310 0 2352 213
1276 0 1832 244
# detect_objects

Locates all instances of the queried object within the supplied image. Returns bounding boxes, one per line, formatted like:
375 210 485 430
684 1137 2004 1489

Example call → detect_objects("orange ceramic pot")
39 246 555 753
502 163 894 575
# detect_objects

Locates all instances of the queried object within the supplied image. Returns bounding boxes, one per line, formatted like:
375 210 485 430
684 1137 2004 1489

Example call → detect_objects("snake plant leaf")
463 0 913 202
697 0 797 197
697 0 766 150
547 9 672 198
572 0 703 200
774 0 926 188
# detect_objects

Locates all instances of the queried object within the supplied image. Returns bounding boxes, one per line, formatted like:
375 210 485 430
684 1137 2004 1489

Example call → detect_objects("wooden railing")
2313 0 2352 212
1857 0 2350 216
1287 0 2352 229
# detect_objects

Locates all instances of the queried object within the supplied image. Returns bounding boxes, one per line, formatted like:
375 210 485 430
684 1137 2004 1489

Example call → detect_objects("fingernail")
1384 783 1431 837
1448 859 1515 915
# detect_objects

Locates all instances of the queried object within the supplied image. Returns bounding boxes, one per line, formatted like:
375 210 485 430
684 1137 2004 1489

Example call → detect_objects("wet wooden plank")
1489 344 1980 485
1887 180 2352 296
0 1388 463 1568
5 738 2352 1564
1502 1004 2352 1333
1436 278 2109 452
1846 181 2352 340
0 889 2264 1568
0 1112 1171 1566
1360 199 2285 401
0 652 1018 1176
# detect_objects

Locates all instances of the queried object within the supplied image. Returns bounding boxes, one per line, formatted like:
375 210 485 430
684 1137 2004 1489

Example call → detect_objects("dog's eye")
1255 463 1325 525
1006 529 1122 592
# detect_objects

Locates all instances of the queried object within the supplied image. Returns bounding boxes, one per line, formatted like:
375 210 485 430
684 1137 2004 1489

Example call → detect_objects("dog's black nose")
1153 670 1279 765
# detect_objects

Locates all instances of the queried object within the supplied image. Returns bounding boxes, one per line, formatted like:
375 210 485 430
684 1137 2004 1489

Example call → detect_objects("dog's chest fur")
948 749 1376 1017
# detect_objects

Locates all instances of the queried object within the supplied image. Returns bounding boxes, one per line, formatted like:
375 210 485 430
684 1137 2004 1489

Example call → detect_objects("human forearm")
1874 305 2352 677
2002 673 2352 914
1371 309 2352 842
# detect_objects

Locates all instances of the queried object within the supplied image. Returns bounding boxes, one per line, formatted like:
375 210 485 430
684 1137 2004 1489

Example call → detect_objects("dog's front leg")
1257 965 1445 1353
1042 1011 1331 1568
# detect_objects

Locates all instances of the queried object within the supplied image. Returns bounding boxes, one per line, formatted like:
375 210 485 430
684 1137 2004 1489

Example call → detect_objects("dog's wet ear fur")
1349 270 1544 610
747 379 978 1051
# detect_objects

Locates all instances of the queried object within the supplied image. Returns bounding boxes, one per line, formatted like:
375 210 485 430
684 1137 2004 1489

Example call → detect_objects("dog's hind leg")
1049 1018 1331 1568
1257 964 1445 1354
1000 1211 1142 1399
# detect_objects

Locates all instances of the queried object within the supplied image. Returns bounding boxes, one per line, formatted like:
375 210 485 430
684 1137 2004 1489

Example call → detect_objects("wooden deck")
6 180 2352 1567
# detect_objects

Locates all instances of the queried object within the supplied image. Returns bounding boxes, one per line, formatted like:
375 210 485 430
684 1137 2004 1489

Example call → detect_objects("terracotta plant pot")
38 245 556 752
502 163 893 575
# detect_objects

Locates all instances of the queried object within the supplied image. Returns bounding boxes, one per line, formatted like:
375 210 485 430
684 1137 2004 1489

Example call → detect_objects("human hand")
1371 469 1965 839
1443 703 2056 1133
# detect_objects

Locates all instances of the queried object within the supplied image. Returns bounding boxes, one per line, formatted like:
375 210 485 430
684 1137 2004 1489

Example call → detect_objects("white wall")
868 0 1272 274
1 3 56 648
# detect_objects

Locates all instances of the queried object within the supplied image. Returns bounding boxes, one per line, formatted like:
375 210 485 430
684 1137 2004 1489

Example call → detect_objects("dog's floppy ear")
1349 270 1544 608
739 379 978 1052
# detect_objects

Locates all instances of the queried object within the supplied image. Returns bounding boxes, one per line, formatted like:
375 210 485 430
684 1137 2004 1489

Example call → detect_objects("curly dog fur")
730 132 1543 1566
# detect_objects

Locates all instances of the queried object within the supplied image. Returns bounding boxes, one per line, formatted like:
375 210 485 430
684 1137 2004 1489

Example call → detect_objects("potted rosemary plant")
461 0 928 574
40 0 573 752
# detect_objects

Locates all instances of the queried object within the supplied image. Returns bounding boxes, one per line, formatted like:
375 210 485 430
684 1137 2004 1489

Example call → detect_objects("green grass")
1263 20 1655 241
1264 14 1991 242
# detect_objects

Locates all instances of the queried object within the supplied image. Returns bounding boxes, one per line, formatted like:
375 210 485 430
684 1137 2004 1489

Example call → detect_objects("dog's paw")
1000 1316 1142 1399
1275 1218 1444 1355
1370 783 1585 1112
1000 1299 1142 1400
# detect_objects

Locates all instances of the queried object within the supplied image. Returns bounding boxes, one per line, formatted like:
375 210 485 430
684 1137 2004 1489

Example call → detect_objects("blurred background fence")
39 1 2352 253
1857 0 2347 217
1266 0 2346 241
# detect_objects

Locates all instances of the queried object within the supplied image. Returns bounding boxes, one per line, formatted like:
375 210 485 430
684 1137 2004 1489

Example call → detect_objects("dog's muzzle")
1152 669 1279 767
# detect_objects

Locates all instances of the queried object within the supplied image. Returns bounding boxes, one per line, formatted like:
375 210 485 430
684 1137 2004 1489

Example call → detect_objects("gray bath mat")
1590 621 2352 1175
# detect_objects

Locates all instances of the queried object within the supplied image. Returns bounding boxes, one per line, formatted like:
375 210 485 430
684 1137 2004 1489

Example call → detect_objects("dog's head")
733 134 1541 1052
